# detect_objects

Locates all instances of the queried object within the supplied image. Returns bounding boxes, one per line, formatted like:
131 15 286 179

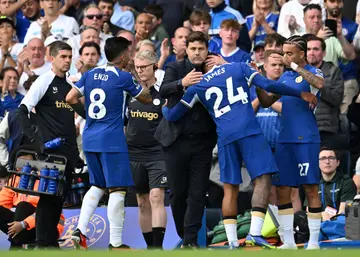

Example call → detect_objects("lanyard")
321 183 337 209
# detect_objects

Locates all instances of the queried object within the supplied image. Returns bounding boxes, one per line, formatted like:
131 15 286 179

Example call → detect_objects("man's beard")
329 8 341 18
27 11 40 21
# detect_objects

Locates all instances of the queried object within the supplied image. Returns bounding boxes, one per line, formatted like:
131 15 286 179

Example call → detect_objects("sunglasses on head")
86 14 103 20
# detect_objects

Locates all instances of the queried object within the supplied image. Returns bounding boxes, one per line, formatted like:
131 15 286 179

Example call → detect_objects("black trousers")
164 135 214 245
35 151 76 247
0 202 36 249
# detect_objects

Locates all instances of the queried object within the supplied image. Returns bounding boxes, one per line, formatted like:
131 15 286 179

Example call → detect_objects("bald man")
18 38 50 95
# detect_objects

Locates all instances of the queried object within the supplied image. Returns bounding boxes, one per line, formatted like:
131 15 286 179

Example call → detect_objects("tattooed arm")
136 86 153 104
293 65 324 89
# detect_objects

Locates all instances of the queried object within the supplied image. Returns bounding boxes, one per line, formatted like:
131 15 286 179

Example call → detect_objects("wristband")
290 62 298 71
21 221 26 229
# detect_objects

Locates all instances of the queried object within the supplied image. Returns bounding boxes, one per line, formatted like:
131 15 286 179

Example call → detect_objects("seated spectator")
0 17 24 71
98 0 123 36
208 19 251 65
67 5 111 58
117 29 136 56
143 4 169 46
134 12 161 55
264 33 286 51
17 38 50 96
246 0 279 46
0 146 65 250
1 67 23 114
277 0 325 38
59 0 87 23
306 35 344 148
317 147 356 218
253 41 265 66
23 0 79 44
158 27 190 70
0 165 7 190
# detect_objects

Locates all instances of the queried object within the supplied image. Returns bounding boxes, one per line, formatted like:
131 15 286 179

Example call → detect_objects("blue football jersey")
277 65 322 143
338 17 359 81
180 62 263 147
214 47 251 63
209 36 222 53
75 65 143 152
245 13 279 46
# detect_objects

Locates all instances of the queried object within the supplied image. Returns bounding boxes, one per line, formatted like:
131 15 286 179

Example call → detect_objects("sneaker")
277 243 298 250
305 244 320 250
180 243 200 250
245 234 276 249
108 244 131 250
71 229 87 250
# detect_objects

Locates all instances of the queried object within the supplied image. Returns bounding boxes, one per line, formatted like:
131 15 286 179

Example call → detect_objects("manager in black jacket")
154 31 216 248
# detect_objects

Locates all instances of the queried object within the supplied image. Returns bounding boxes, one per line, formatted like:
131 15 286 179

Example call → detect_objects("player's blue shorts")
273 143 320 187
85 151 134 188
218 133 278 185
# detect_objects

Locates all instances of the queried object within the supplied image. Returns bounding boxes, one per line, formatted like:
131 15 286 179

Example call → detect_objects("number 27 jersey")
181 62 263 147
75 65 143 152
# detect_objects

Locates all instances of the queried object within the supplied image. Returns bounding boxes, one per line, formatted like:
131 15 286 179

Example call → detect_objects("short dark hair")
304 34 326 51
186 31 209 48
98 0 114 6
189 9 211 25
320 147 340 160
304 3 322 14
104 37 130 62
143 4 164 20
49 41 72 57
79 42 101 56
265 33 286 48
0 67 19 80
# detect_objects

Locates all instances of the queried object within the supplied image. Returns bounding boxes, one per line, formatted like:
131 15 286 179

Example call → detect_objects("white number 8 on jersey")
88 88 106 119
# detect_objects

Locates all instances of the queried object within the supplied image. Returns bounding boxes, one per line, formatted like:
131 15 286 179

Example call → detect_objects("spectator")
277 0 325 38
206 0 252 52
302 4 356 67
59 0 87 23
323 0 360 114
246 0 279 46
143 4 169 47
0 67 24 114
306 35 344 148
69 41 101 82
188 9 221 53
264 33 286 51
207 19 251 65
0 17 24 71
111 0 135 32
117 29 136 55
67 5 111 59
158 27 190 70
134 13 154 44
0 165 7 190
317 147 356 217
23 0 79 44
98 0 123 36
17 38 50 96
253 41 265 66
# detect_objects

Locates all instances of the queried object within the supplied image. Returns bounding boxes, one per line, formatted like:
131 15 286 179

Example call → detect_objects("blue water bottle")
47 166 59 194
27 170 38 190
38 167 49 192
19 163 32 189
44 138 65 149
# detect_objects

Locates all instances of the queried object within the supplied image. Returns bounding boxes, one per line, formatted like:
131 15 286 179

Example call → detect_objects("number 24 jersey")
181 62 263 147
75 65 143 152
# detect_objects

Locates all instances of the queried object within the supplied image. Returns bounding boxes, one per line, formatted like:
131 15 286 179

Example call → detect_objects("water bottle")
19 163 32 189
44 138 65 149
77 178 86 201
38 167 50 192
27 170 38 191
47 166 60 194
71 179 80 205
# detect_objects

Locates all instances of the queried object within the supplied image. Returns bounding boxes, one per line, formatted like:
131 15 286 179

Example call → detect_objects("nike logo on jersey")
160 177 167 184
53 87 58 94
